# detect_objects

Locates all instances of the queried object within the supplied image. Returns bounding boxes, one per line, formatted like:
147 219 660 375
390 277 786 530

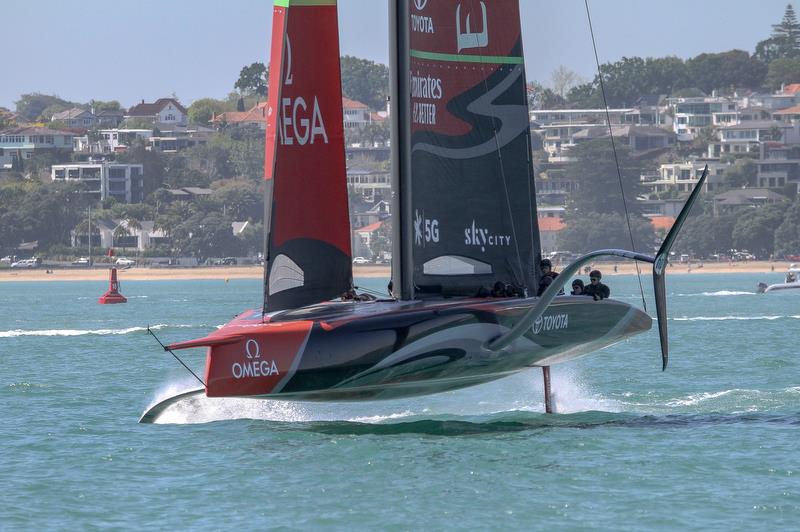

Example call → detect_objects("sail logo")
414 209 439 247
411 73 443 100
411 13 435 33
532 313 569 335
464 220 510 252
277 34 329 146
231 339 279 379
456 1 489 52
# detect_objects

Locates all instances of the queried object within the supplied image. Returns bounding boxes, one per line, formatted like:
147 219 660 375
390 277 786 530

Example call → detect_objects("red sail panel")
263 0 352 312
400 0 542 297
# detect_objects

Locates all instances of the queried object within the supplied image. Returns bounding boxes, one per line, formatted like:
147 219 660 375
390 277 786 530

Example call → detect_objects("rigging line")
583 0 648 312
470 0 526 288
147 326 207 388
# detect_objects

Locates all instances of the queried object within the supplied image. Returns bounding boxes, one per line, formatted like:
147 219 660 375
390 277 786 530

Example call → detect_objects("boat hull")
174 297 651 402
761 282 800 293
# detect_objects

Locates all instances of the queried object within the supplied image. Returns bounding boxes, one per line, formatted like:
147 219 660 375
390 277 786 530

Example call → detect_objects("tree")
722 159 757 189
527 81 566 110
561 139 648 216
210 179 263 221
14 93 80 122
557 212 655 254
773 4 800 52
673 210 736 258
551 65 583 99
774 200 800 257
187 97 231 126
340 56 389 110
765 56 800 89
686 50 767 93
88 99 121 111
116 140 166 197
732 203 789 257
234 62 268 96
755 5 800 63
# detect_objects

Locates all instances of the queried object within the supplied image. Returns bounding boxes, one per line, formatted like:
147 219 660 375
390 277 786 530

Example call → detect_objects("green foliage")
774 200 800 257
527 81 566 109
561 139 648 216
346 121 390 146
773 4 800 51
732 203 790 257
14 93 81 122
673 211 737 257
187 98 232 126
88 99 122 111
234 62 268 96
685 50 767 93
171 211 245 259
557 212 655 254
765 56 800 88
723 158 757 189
340 56 389 110
116 140 166 197
0 180 89 250
210 179 263 221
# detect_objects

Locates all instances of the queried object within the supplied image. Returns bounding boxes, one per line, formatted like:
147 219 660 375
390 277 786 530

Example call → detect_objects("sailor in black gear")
583 269 611 300
570 278 587 296
537 258 561 297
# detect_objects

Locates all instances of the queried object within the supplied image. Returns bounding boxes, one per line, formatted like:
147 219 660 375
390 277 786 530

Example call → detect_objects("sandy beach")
0 261 792 282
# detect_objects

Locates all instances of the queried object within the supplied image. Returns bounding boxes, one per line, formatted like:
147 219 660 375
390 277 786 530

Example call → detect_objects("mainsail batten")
393 0 542 298
263 0 352 312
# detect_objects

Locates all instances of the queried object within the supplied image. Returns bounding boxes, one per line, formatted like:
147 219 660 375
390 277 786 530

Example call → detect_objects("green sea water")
2 273 799 529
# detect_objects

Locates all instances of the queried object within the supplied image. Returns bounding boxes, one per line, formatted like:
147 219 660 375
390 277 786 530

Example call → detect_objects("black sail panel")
398 0 541 297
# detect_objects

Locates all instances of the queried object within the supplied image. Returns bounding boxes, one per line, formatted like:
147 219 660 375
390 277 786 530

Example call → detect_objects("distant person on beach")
583 270 610 301
537 259 561 296
570 279 587 296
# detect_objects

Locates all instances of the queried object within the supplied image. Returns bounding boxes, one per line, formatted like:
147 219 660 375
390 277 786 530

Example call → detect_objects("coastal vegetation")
2 7 800 261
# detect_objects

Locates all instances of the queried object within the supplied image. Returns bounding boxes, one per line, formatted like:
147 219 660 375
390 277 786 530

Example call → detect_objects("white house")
126 98 187 125
642 159 729 195
0 127 74 168
343 97 372 129
668 96 738 140
52 162 145 203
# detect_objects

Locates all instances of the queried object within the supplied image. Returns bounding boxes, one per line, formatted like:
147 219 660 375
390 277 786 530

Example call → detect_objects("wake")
0 323 199 337
145 367 623 425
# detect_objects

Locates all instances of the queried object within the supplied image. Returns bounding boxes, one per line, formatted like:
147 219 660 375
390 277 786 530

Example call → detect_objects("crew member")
537 258 560 297
570 279 586 296
583 270 610 300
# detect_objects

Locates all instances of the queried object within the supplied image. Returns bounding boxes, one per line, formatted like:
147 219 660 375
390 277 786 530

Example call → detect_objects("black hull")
197 296 652 402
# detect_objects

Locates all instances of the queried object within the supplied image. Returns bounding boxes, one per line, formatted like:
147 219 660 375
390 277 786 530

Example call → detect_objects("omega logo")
245 338 261 359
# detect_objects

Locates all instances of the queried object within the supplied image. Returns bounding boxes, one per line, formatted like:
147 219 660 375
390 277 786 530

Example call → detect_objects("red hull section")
98 268 127 304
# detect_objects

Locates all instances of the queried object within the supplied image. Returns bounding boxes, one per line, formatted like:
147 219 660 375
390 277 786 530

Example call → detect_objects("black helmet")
540 258 552 268
589 269 602 279
571 279 584 288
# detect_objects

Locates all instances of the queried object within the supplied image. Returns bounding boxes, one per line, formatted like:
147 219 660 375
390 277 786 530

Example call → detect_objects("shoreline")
0 261 792 282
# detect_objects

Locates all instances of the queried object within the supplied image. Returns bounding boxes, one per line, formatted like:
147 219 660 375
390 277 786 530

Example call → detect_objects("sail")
263 0 352 312
391 0 541 298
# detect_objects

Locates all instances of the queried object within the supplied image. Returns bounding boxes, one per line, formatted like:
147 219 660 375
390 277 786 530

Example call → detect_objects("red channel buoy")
98 267 127 304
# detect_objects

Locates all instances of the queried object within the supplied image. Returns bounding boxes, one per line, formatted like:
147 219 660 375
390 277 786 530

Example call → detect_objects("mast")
389 0 414 300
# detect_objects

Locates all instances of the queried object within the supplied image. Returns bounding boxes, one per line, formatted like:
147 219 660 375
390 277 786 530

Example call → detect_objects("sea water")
2 273 799 529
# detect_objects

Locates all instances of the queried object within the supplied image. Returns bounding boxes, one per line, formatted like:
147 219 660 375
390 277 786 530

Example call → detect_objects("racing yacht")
140 0 705 423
